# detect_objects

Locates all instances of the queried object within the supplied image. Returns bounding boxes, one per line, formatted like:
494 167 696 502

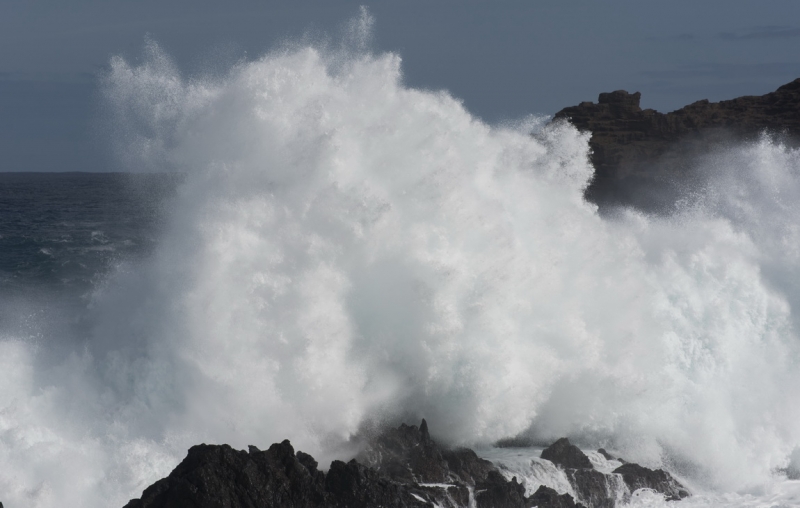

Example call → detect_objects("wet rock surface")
553 78 800 211
123 423 691 508
612 463 690 501
123 439 426 508
540 438 593 469
538 438 617 507
566 469 617 508
529 485 583 508
356 418 494 486
473 470 529 508
324 459 428 508
597 449 619 462
538 437 688 507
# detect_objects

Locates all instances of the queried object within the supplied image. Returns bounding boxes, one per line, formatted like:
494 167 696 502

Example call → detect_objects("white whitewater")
478 447 578 498
2 10 800 507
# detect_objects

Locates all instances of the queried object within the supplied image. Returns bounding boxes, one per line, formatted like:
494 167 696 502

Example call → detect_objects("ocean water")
2 11 800 507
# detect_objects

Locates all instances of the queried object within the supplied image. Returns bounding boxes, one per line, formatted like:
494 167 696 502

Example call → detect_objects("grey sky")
2 0 799 171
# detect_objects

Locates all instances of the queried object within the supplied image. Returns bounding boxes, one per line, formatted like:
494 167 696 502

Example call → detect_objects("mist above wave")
2 12 800 507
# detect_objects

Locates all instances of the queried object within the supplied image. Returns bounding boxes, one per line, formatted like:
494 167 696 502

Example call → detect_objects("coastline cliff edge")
552 78 800 211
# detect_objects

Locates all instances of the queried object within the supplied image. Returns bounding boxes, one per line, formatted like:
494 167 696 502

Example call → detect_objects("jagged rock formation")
355 420 581 508
122 422 689 508
355 418 494 486
529 486 582 508
123 421 584 508
123 439 427 508
540 439 618 508
612 463 690 501
540 438 594 469
553 78 800 210
538 438 689 507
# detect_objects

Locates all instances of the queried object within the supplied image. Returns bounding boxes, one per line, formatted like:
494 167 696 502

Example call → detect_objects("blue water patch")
0 172 179 295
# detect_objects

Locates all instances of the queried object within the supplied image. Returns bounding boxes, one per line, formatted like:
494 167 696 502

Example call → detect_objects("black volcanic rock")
360 428 588 508
123 424 693 508
296 450 319 474
123 440 329 508
566 469 616 508
473 470 529 508
539 438 617 508
356 418 495 486
324 459 427 508
612 463 690 501
540 438 689 506
124 422 581 508
541 438 593 469
553 78 800 210
123 439 429 508
529 485 584 508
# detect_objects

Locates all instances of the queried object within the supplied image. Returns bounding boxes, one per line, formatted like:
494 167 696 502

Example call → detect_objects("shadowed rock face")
539 438 689 507
122 424 690 508
122 422 586 508
529 486 582 508
540 439 614 508
122 439 427 508
356 418 494 486
566 469 617 508
553 78 800 211
541 438 593 469
612 463 690 501
355 420 580 508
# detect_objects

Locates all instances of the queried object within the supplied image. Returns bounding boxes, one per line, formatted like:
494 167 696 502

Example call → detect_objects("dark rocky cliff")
123 421 687 508
553 78 800 210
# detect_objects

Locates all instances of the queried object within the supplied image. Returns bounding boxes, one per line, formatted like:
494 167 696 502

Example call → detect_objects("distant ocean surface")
2 16 800 508
0 173 177 294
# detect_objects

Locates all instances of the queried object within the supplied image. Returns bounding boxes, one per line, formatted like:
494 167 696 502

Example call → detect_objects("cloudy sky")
2 0 799 172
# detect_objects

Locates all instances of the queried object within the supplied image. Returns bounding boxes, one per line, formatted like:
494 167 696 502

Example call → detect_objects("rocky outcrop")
473 470 529 508
553 78 800 210
612 463 690 501
538 438 688 507
540 438 593 469
122 423 691 508
324 459 428 508
356 418 494 486
123 440 315 508
529 486 583 508
540 439 615 508
123 439 427 508
566 469 618 508
123 421 586 508
355 420 582 508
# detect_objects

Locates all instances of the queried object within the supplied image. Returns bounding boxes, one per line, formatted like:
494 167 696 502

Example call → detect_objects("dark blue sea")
0 172 181 290
0 172 179 337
